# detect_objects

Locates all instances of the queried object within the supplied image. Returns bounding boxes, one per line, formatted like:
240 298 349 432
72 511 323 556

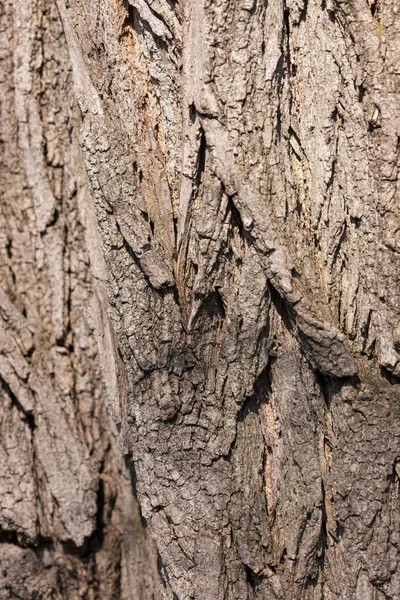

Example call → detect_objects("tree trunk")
1 0 399 598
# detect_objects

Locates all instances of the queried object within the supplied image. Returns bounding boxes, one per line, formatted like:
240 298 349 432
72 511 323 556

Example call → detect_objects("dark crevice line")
128 4 170 51
380 367 400 385
330 221 347 269
318 480 328 571
299 0 309 22
121 0 136 37
0 374 36 429
227 195 245 240
195 125 206 189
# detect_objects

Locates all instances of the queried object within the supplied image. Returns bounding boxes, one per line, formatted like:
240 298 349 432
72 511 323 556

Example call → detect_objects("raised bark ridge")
1 0 399 598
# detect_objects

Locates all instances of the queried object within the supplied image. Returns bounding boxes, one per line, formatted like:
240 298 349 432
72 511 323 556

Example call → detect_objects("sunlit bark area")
0 0 399 598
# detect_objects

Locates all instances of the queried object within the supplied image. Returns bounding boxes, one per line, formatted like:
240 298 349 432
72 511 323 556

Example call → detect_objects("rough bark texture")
0 2 160 598
0 0 399 598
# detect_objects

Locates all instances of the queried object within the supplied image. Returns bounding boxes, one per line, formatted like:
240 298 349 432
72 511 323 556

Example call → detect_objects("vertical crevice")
195 126 206 189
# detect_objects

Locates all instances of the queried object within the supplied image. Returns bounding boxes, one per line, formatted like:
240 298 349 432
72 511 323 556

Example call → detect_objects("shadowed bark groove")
1 0 399 598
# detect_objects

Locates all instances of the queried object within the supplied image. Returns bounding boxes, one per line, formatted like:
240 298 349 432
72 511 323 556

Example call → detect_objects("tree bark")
0 0 399 598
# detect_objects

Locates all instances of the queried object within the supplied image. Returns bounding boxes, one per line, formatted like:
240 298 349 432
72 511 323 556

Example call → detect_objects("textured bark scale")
0 0 399 598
